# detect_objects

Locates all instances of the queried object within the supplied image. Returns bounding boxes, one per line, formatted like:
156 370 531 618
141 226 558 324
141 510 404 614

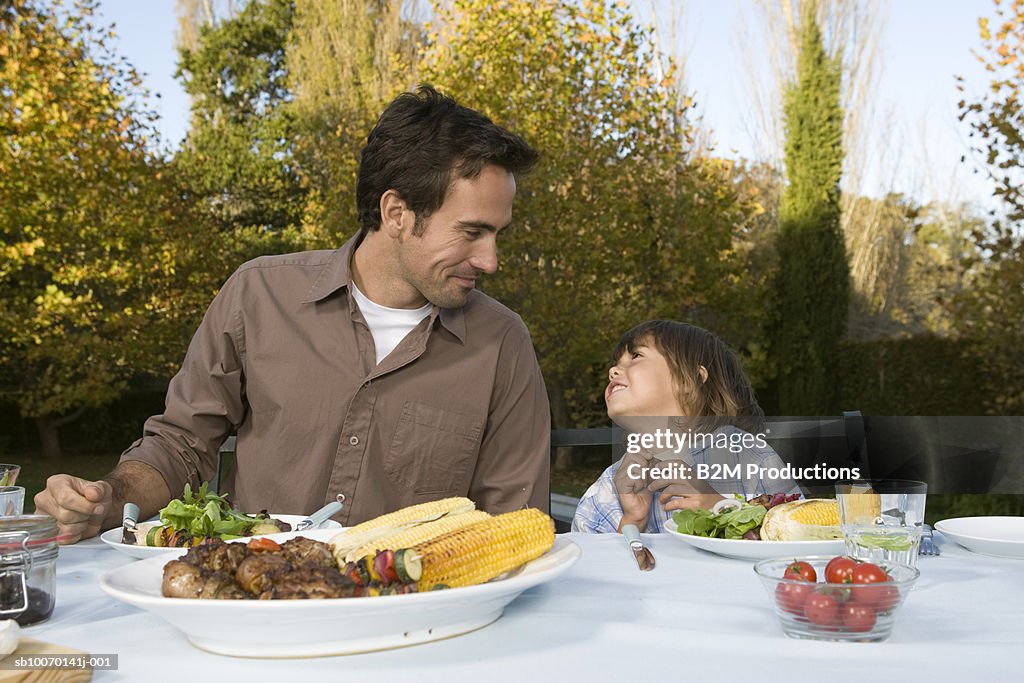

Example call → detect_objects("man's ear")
379 190 409 237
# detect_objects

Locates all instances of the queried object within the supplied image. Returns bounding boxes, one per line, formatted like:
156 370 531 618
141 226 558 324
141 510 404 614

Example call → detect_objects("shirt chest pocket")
385 401 484 495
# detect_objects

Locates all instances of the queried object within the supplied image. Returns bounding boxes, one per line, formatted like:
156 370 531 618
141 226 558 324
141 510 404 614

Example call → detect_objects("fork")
919 523 940 556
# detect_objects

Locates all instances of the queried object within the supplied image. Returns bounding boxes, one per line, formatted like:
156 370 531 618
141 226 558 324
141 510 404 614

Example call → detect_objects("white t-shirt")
350 282 432 365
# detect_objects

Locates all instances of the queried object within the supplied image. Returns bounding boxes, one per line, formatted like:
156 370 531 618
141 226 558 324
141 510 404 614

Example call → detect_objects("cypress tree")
772 2 850 415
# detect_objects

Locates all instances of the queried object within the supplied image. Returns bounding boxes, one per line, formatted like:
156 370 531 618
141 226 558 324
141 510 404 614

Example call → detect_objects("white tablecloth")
22 532 1020 682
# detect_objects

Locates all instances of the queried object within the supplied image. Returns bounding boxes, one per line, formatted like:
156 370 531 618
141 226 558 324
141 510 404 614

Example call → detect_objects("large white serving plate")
100 529 581 657
935 516 1024 559
100 514 341 560
664 518 844 561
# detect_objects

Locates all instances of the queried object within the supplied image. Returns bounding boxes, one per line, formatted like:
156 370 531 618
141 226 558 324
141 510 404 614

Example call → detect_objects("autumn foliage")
0 0 214 456
957 0 1024 413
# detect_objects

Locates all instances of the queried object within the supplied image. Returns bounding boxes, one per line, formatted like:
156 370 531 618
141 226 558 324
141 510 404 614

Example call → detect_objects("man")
35 86 551 543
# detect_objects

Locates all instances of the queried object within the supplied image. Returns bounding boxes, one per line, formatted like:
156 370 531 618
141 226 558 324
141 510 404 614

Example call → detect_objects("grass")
924 494 1024 525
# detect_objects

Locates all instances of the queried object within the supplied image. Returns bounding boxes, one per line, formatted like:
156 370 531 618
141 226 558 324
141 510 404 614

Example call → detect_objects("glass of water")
836 479 928 567
0 485 25 516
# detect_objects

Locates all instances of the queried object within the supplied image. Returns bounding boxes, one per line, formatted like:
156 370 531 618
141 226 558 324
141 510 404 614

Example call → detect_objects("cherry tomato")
851 562 888 585
876 575 899 612
776 581 813 615
857 583 899 612
783 560 817 583
818 583 852 605
825 556 858 584
804 592 840 627
842 603 877 633
850 562 898 611
247 537 282 552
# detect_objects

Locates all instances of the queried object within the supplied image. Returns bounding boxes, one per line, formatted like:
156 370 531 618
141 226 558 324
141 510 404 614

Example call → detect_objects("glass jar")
0 515 59 626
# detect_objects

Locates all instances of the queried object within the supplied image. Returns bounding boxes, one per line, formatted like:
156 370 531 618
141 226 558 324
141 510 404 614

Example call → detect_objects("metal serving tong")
294 494 346 531
622 524 655 571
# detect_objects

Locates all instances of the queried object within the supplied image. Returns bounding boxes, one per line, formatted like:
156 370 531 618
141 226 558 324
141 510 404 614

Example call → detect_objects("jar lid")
0 514 60 549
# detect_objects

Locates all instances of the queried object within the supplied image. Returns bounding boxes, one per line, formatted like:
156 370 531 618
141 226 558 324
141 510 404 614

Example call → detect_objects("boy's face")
605 339 685 418
393 164 515 309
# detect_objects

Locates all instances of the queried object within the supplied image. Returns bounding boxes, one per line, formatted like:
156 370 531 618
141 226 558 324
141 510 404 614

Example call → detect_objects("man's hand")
34 475 113 544
613 449 656 531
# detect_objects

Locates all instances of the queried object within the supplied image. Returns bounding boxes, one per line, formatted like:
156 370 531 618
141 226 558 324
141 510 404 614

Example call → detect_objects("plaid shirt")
572 426 797 534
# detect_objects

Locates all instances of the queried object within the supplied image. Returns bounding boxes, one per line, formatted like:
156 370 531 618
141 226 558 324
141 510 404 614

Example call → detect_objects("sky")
93 0 1000 210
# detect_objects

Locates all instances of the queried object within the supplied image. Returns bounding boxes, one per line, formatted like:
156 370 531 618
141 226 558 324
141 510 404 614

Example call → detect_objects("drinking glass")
0 464 20 486
836 479 928 567
0 486 25 517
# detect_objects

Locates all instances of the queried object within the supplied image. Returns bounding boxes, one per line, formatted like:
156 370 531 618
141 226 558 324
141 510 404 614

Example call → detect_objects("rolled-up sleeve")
119 272 247 497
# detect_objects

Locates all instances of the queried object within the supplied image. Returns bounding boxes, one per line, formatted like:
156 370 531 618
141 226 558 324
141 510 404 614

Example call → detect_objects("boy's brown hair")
613 320 765 433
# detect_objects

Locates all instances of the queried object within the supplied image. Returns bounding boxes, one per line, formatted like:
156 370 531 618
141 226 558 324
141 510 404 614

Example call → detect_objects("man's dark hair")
356 85 539 234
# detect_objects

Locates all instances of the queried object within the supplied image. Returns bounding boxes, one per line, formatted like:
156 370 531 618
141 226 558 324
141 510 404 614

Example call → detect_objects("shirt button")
349 436 360 446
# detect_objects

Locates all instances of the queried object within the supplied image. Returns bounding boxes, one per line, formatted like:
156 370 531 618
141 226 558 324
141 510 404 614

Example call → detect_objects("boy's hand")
647 460 725 512
613 448 656 531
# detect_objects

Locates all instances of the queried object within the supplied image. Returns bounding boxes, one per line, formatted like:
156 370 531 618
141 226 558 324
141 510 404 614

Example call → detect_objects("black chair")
213 435 237 494
549 428 621 532
763 411 870 495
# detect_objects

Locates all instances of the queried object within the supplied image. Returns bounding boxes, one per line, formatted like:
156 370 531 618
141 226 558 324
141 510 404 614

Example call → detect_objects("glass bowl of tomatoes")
753 555 919 642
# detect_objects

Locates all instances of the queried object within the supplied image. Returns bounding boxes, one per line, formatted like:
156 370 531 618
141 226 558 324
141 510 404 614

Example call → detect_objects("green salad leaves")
672 502 767 540
159 482 269 539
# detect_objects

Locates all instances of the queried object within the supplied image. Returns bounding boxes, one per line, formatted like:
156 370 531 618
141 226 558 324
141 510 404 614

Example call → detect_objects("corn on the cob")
787 499 840 525
761 499 842 541
330 497 479 561
840 486 882 523
347 497 477 536
400 508 555 590
340 510 491 564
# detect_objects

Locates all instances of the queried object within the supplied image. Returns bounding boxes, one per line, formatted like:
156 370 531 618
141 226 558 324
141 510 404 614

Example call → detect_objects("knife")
622 523 655 571
121 503 140 544
294 494 345 532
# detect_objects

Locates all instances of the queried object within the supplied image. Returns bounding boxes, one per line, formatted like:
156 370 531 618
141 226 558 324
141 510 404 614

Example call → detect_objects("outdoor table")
20 531 1019 682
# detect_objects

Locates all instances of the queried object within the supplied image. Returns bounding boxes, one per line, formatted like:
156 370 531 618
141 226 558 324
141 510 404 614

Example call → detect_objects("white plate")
664 518 845 560
935 516 1024 559
101 530 581 657
100 515 341 559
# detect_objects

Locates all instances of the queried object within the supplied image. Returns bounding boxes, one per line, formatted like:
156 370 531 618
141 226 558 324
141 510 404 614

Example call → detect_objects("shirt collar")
303 233 362 304
302 231 467 344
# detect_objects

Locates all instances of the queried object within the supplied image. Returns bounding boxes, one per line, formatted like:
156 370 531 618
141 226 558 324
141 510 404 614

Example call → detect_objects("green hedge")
0 387 166 457
838 336 990 415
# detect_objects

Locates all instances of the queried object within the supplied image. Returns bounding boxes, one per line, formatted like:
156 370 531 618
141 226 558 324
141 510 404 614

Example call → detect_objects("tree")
0 0 204 457
771 1 849 415
419 0 759 445
705 160 785 390
739 1 898 339
285 0 424 241
166 0 767 450
956 0 1024 414
175 0 239 54
844 196 982 339
174 0 308 256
